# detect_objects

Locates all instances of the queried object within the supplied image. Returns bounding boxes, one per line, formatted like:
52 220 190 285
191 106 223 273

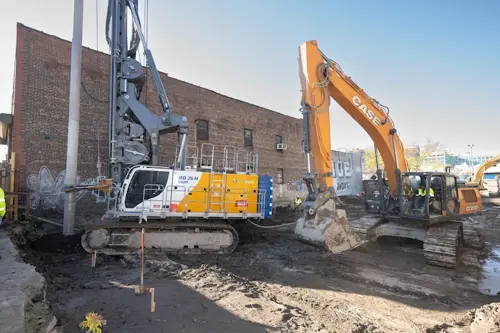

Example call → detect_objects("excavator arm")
467 154 500 189
299 40 407 196
295 40 408 252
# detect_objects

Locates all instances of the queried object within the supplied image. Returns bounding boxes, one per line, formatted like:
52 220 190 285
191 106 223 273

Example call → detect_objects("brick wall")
11 23 307 218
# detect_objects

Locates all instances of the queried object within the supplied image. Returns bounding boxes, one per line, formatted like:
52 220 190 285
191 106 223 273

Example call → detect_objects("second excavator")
466 154 500 196
294 40 483 268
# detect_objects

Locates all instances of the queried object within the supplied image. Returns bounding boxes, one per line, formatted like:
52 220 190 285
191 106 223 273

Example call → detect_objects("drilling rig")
81 0 273 256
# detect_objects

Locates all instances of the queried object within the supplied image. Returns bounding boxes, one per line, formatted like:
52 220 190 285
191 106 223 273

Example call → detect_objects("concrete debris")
0 229 54 333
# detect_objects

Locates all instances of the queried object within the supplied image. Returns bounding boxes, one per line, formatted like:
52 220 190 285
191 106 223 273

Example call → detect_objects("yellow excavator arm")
298 40 407 196
467 154 500 188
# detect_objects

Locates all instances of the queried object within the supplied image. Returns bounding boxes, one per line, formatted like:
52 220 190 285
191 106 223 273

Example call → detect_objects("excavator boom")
299 40 407 195
295 40 407 253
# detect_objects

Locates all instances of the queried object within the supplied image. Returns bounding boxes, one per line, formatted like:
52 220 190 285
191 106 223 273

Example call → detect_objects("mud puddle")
479 247 500 296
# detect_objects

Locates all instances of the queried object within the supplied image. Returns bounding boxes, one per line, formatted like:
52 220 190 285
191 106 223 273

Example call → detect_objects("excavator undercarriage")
295 197 475 269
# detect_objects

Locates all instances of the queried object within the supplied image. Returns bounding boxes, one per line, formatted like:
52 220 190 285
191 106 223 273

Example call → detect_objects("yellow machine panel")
174 171 259 215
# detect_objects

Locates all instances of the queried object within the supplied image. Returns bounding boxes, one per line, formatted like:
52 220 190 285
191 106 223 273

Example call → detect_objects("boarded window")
277 168 284 184
244 128 253 147
196 119 209 140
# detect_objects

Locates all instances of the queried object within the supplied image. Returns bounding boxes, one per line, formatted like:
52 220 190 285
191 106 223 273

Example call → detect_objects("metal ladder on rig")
209 171 227 213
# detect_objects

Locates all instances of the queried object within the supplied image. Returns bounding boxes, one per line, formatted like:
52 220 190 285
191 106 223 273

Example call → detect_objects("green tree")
362 147 384 174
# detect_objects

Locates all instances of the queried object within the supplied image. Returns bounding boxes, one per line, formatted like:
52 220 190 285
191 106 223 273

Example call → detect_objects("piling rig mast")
106 0 188 186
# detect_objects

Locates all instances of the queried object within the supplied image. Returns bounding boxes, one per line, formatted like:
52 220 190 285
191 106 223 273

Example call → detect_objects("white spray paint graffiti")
332 150 363 196
26 166 105 212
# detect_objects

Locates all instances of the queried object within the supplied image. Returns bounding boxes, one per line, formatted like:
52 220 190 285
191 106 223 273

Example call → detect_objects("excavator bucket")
295 199 367 253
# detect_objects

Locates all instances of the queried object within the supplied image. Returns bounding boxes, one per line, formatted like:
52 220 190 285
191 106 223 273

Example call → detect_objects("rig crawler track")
81 220 240 256
423 221 464 268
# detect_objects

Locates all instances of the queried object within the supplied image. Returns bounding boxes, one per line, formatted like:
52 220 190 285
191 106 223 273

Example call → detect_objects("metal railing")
169 143 259 174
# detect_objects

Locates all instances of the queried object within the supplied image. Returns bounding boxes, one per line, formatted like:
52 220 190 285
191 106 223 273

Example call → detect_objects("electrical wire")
96 0 99 52
246 219 297 229
95 0 103 176
82 79 108 103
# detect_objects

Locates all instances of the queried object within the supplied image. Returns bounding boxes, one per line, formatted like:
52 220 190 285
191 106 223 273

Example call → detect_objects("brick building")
3 23 307 218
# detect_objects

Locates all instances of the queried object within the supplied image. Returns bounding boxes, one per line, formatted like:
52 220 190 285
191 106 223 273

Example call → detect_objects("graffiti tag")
286 180 304 192
27 166 105 212
336 181 352 191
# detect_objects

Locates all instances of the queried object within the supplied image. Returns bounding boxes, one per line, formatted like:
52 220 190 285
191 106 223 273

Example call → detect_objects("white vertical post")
468 144 475 177
63 0 84 236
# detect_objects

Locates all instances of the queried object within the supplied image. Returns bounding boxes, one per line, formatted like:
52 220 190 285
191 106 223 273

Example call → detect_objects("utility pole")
468 144 475 177
63 0 84 236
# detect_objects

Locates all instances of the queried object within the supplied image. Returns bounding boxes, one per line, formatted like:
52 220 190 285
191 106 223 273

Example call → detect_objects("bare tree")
363 138 443 173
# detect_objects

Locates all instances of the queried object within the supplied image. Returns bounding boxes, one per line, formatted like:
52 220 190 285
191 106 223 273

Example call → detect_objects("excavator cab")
400 172 461 222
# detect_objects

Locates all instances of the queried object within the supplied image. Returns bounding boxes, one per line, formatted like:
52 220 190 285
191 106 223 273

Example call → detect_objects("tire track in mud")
151 259 449 333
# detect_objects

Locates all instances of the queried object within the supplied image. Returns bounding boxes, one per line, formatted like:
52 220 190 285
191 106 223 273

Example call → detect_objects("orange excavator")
294 40 483 268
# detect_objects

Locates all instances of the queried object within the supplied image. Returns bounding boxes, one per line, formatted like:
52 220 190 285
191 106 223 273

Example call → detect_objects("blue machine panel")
258 175 273 218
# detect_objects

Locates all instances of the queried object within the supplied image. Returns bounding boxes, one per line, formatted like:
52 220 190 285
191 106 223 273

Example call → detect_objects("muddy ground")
14 198 500 333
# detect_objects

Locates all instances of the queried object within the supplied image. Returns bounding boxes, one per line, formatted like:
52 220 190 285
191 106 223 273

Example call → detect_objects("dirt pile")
426 302 500 333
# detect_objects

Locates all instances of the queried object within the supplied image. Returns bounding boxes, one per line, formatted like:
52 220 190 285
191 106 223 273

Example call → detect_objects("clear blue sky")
0 0 499 159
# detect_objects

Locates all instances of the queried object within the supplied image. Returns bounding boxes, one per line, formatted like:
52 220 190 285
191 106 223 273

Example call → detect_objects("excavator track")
423 221 464 269
81 220 240 256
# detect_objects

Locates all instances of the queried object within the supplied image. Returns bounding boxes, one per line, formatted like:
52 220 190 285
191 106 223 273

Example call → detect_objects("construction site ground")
6 197 500 333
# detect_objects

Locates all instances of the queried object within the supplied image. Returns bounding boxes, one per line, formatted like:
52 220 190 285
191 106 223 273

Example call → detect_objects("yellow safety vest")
417 187 434 197
0 187 5 217
295 198 302 207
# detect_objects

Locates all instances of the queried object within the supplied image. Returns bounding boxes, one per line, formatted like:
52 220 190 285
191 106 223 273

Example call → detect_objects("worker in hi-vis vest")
0 185 5 225
414 184 434 211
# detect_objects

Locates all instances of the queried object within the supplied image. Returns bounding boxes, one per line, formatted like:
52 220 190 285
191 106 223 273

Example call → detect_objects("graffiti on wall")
286 180 303 192
336 181 352 192
27 166 105 212
332 154 363 196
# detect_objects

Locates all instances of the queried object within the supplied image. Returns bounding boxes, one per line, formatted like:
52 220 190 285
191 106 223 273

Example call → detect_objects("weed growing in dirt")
79 312 106 333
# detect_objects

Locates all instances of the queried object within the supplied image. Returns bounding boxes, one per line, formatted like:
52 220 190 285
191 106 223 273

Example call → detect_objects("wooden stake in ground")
141 227 145 287
150 288 156 313
134 227 148 295
91 251 97 268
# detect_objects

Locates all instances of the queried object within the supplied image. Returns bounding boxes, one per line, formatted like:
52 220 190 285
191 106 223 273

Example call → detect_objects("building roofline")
16 22 300 121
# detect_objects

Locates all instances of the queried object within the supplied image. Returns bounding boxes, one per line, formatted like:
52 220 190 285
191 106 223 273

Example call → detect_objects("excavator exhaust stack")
294 199 367 253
